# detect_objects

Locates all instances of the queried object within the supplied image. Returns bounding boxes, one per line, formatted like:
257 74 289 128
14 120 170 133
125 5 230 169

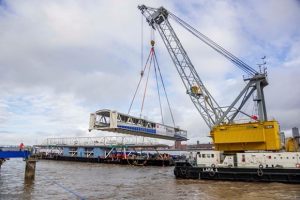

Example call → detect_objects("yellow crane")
138 5 280 152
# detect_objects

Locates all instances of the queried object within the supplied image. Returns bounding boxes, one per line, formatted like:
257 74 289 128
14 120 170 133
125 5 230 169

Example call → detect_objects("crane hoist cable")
128 39 176 127
141 13 144 73
140 25 156 118
127 48 152 115
140 47 153 117
153 48 176 127
128 17 148 115
153 52 164 124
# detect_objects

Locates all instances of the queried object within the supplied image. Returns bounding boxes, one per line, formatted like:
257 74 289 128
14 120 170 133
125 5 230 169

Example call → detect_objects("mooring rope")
42 176 86 200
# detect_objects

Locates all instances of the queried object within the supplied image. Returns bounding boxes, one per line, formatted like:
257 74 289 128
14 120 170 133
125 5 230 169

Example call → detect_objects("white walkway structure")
89 109 187 141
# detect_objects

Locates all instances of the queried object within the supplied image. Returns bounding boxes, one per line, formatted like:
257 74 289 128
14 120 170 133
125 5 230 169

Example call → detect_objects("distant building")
292 127 299 138
174 141 183 150
187 141 213 150
172 140 213 150
292 127 300 143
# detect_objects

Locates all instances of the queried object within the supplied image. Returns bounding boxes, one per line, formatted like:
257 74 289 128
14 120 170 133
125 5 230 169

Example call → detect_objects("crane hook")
151 40 155 47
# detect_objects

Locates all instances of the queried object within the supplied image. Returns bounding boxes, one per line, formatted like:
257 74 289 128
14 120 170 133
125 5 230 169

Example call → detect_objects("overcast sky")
0 0 299 145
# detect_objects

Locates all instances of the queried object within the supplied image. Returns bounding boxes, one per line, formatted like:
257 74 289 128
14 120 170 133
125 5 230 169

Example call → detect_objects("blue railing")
117 125 156 134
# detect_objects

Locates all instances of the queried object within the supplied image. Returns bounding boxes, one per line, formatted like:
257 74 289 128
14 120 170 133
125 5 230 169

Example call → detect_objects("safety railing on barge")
43 136 160 147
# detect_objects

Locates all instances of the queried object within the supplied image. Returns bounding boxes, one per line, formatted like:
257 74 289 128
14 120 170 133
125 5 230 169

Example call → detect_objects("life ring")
259 164 263 169
257 169 263 177
209 169 215 177
296 163 300 168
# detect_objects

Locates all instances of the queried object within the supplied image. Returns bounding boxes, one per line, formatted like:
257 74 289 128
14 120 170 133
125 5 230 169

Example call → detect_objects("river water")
0 159 299 200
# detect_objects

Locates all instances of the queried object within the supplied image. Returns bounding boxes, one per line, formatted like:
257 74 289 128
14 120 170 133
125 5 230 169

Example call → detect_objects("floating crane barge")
138 4 300 183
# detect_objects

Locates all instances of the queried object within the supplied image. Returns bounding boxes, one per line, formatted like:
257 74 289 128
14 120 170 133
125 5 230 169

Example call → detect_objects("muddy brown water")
0 159 299 200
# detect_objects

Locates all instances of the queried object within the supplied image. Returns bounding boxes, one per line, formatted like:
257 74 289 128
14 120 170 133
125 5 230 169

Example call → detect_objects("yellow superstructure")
210 121 281 151
285 137 299 152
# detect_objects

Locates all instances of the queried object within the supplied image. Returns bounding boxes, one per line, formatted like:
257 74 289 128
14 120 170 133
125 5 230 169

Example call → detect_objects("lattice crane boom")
138 5 224 129
138 5 269 129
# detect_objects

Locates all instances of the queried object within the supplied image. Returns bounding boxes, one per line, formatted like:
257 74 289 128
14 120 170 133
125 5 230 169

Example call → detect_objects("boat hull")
39 155 174 166
174 161 300 183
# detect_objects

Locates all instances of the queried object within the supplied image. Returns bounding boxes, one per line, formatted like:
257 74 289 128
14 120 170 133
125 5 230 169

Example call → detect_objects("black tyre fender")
174 168 179 176
180 168 187 175
209 168 215 177
257 168 263 177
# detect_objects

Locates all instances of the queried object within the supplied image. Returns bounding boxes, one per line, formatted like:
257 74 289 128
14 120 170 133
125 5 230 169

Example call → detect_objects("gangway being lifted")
89 109 187 141
89 26 187 141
